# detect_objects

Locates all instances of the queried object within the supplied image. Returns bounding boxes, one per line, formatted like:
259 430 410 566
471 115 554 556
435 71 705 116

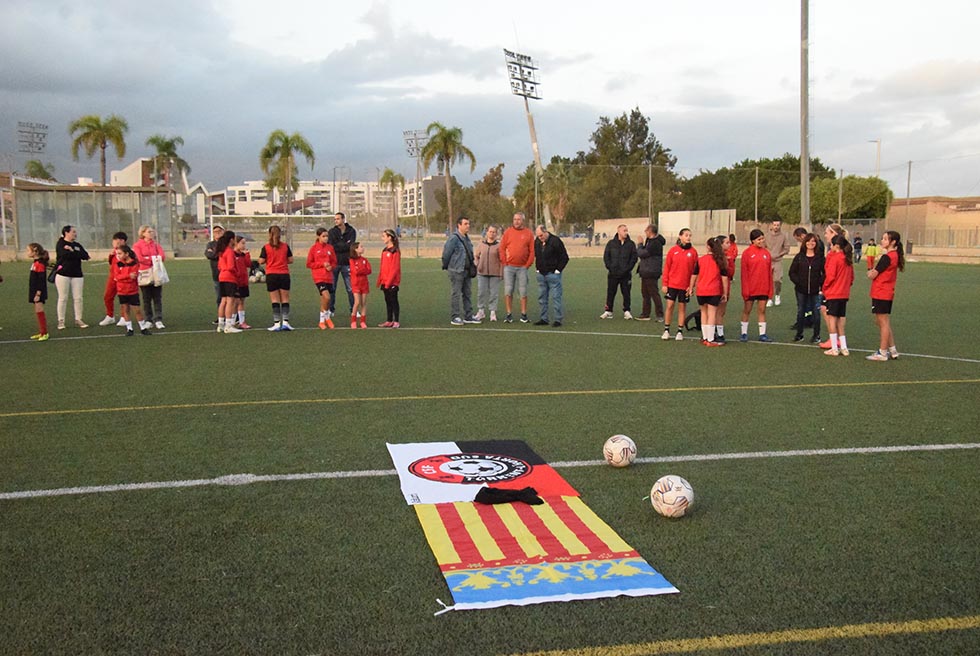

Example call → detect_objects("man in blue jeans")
327 212 356 317
441 216 480 325
533 225 569 327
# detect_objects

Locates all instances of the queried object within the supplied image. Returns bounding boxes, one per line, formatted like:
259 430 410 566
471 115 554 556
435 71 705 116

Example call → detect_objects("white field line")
3 442 978 502
1 325 978 363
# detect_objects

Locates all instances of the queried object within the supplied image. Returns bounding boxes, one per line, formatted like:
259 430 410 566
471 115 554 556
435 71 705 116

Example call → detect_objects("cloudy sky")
2 0 978 200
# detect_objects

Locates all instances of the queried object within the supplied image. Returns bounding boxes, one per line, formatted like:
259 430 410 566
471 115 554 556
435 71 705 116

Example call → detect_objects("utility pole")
404 130 428 258
800 0 811 225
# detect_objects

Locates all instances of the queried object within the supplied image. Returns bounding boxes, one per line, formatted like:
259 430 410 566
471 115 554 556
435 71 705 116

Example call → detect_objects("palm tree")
378 167 406 226
512 163 538 220
24 160 56 181
146 134 191 192
420 122 476 232
259 130 315 215
543 160 576 230
69 114 129 186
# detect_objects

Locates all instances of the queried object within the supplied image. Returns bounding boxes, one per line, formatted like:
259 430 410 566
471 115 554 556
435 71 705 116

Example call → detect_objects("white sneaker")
675 331 684 341
662 329 670 340
774 295 782 306
474 309 485 321
154 321 165 329
216 324 224 333
99 315 116 327
280 321 293 331
268 322 282 332
766 299 774 307
599 311 614 319
224 324 242 333
116 317 128 327
490 311 497 322
624 311 634 320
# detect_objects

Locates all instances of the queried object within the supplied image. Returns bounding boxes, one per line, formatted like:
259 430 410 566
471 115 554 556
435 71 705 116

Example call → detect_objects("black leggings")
383 286 400 322
141 285 163 322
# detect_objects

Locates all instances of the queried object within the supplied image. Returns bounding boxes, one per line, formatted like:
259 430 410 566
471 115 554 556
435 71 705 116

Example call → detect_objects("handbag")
138 268 153 286
151 255 170 286
47 265 60 283
456 235 477 278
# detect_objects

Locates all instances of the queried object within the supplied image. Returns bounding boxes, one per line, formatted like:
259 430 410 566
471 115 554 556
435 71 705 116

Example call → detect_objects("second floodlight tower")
504 49 553 231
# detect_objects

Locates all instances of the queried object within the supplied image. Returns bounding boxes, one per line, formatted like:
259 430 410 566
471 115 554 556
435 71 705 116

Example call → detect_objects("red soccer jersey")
663 244 698 289
870 251 898 300
726 245 738 279
235 252 251 287
306 243 337 284
695 254 725 296
822 250 854 300
260 242 292 275
377 248 401 288
114 259 139 296
349 255 372 294
218 248 238 283
739 244 773 300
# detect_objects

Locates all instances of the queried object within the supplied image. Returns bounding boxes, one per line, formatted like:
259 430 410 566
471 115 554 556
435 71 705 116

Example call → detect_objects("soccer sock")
281 303 290 322
272 303 282 323
320 311 326 321
717 325 725 337
701 324 710 341
830 333 838 350
839 335 848 351
218 318 225 328
37 311 47 334
759 322 767 335
238 310 245 323
889 345 899 356
740 321 749 334
126 321 133 330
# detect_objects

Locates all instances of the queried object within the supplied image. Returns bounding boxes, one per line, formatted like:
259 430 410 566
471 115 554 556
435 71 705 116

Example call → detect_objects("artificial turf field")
1 255 978 656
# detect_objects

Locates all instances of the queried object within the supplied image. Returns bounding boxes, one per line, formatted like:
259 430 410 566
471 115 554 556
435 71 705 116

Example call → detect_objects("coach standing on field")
766 219 791 307
533 225 569 327
328 212 356 318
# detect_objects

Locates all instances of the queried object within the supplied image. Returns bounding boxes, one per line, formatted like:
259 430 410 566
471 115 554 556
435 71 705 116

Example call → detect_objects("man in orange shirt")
499 211 535 323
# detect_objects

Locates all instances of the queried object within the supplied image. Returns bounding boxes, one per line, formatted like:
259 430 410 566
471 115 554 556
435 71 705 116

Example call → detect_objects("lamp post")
504 49 552 232
404 129 428 257
800 0 810 225
868 139 881 178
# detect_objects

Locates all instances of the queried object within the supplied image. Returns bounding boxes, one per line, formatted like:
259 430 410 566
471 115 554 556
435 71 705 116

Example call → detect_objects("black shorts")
118 293 140 306
823 298 848 317
236 286 250 299
315 282 334 295
665 287 690 303
697 295 721 307
219 282 238 298
871 298 893 315
266 273 291 292
746 295 769 302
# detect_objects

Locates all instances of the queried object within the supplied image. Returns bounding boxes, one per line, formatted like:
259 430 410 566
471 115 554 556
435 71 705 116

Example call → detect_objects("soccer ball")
603 435 636 468
651 475 694 518
248 274 258 284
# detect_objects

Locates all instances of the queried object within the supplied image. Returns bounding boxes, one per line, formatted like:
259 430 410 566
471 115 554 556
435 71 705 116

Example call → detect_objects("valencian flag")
387 440 678 611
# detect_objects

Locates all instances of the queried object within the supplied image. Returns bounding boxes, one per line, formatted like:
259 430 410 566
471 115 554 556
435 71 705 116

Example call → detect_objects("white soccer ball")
603 434 637 468
248 274 258 284
651 475 694 518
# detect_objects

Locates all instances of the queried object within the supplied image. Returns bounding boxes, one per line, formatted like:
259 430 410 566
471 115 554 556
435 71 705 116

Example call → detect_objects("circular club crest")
408 453 531 484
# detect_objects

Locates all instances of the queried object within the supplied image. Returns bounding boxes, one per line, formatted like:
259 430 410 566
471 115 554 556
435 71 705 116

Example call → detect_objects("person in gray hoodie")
441 216 480 326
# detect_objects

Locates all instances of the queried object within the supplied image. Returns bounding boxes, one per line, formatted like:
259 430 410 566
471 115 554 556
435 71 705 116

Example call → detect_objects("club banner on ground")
387 441 679 611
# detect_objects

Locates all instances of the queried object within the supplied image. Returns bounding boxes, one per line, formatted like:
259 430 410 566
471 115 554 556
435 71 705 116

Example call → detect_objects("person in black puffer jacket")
600 225 638 319
788 232 825 342
636 224 666 320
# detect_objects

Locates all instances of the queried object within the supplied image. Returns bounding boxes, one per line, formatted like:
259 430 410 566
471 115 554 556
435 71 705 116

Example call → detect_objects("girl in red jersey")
821 234 855 356
348 242 372 329
739 229 774 342
113 245 152 336
306 227 337 330
234 235 252 329
715 234 736 343
27 243 50 341
866 231 905 361
691 236 730 346
259 225 294 331
377 229 402 328
98 231 128 327
661 228 698 341
216 231 242 334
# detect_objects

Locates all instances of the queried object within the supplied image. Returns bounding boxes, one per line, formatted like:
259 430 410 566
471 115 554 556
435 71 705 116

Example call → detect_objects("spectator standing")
499 211 535 323
853 233 864 263
600 225 638 320
788 232 824 343
327 212 357 316
442 216 480 326
766 220 791 307
204 224 224 324
533 225 569 327
635 224 666 321
473 225 502 322
133 225 166 329
864 239 880 270
54 224 91 329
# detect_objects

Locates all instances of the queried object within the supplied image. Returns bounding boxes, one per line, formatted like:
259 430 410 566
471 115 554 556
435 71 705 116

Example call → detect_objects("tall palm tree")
259 130 315 215
69 114 129 186
543 160 576 230
378 167 406 226
146 134 191 192
420 122 476 231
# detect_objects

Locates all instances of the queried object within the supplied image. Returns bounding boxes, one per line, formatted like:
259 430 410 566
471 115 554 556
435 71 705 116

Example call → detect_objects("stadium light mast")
868 139 881 178
404 129 429 258
504 49 553 231
800 0 810 225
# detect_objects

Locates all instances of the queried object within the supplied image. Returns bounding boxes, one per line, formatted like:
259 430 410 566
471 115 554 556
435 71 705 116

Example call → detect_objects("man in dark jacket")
636 224 666 321
600 225 638 319
327 212 356 317
204 224 224 324
533 225 569 327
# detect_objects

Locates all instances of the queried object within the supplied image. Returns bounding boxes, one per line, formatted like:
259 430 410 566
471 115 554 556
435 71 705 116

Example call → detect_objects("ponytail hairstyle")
268 225 282 247
28 242 50 265
707 237 727 273
748 228 765 242
216 230 236 254
827 223 848 240
383 229 400 252
118 245 137 261
831 234 853 266
885 230 906 272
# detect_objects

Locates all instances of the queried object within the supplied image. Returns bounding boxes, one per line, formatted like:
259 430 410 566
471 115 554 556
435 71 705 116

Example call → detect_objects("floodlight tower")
404 129 429 257
504 49 552 231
